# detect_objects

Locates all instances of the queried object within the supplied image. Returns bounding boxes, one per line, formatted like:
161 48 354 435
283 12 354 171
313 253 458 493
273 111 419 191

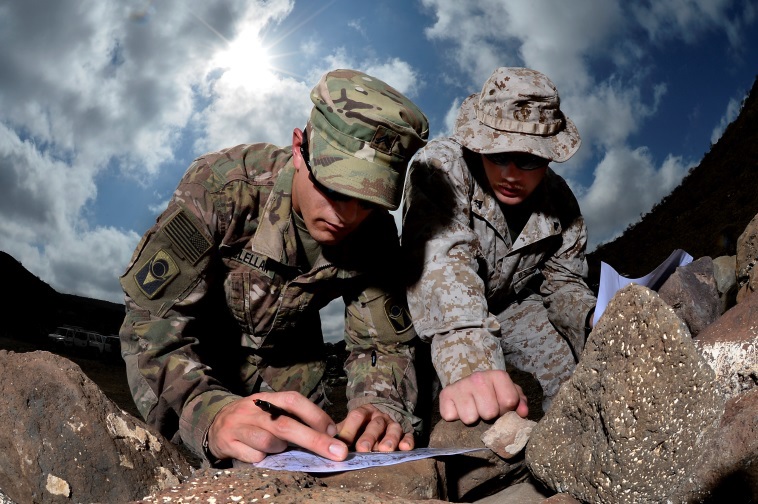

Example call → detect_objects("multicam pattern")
120 142 419 462
307 69 429 210
402 138 596 403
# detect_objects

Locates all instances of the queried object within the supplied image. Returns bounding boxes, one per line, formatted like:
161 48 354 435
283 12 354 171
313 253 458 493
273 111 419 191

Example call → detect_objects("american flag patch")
164 210 212 264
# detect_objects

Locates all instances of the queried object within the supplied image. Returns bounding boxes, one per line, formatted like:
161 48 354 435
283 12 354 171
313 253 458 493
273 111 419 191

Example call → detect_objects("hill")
588 75 758 284
0 251 124 340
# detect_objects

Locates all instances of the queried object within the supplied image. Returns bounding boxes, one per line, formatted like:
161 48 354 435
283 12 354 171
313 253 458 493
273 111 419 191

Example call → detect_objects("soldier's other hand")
207 391 347 464
336 404 414 453
439 369 528 424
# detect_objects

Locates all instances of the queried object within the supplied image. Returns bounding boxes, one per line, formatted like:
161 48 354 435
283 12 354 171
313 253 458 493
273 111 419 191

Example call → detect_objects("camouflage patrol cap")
307 69 429 210
452 67 581 162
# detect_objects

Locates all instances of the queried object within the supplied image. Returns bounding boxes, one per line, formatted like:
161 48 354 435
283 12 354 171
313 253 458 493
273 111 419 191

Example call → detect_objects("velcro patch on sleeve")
164 210 212 264
134 249 180 299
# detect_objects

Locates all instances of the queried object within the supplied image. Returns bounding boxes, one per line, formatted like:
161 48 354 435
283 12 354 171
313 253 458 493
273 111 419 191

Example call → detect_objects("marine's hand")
439 369 528 424
336 404 414 452
207 391 347 464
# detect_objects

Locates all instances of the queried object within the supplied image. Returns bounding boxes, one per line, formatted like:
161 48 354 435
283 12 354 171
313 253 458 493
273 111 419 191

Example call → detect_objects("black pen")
254 399 296 420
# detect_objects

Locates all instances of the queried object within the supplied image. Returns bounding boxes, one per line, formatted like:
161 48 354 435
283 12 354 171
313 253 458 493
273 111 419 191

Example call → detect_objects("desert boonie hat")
307 69 429 210
452 67 581 162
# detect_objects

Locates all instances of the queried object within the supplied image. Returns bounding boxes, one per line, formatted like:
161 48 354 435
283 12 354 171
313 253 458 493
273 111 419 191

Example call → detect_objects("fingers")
439 370 529 424
207 391 348 464
337 404 414 453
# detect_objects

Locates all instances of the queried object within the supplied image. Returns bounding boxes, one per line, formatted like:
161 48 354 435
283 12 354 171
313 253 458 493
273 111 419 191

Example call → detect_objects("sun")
212 29 277 91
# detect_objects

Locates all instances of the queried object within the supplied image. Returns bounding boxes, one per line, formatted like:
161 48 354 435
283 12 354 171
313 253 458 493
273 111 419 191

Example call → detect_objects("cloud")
581 147 693 247
0 0 295 302
711 94 746 145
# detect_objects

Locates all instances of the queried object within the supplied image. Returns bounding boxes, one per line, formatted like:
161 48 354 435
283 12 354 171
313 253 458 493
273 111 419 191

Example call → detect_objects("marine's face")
481 153 548 206
291 129 375 245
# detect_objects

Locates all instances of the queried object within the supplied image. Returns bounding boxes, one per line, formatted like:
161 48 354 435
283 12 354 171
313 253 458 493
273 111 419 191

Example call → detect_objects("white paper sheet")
594 248 693 326
234 447 485 473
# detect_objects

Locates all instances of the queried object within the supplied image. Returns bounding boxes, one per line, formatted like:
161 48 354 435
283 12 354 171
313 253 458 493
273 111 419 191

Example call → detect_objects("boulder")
698 387 758 502
657 256 720 336
318 458 440 500
429 419 528 502
736 212 758 302
526 284 725 504
140 467 446 503
695 289 758 398
712 255 738 313
0 350 192 504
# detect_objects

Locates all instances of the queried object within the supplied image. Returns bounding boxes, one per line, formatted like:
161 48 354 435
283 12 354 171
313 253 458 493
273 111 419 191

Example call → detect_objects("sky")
1 0 756 342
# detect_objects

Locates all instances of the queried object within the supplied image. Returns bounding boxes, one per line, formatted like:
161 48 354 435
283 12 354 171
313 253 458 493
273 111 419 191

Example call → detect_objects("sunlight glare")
213 29 277 92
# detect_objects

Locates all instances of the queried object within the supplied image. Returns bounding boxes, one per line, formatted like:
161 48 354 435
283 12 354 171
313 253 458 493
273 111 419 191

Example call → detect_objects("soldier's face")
292 130 374 245
481 154 548 206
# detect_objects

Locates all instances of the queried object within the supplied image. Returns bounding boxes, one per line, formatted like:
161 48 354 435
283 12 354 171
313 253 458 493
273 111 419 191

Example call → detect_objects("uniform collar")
471 169 562 251
250 160 299 267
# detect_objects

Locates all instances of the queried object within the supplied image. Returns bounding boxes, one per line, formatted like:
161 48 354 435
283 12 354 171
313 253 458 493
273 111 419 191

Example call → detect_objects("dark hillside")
0 251 124 340
589 76 758 283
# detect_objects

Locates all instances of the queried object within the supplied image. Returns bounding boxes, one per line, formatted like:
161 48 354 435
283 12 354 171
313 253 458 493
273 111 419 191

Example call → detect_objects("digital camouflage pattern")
402 138 596 406
120 141 420 463
307 69 429 211
452 67 581 162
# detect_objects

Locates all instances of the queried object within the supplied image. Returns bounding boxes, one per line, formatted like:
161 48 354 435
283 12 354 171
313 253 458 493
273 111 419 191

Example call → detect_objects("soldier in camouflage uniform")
119 69 429 465
402 67 596 424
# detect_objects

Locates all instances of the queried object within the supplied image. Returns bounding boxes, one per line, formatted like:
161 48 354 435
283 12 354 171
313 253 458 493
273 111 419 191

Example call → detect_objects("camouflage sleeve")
402 140 506 388
539 180 597 356
118 161 240 461
343 286 421 434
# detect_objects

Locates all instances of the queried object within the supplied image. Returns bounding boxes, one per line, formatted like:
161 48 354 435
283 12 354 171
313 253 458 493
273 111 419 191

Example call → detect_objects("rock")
429 419 528 502
140 467 447 503
712 255 738 313
481 411 537 460
318 458 440 500
657 255 720 336
526 284 726 504
472 479 552 503
698 387 758 502
695 289 758 399
0 350 192 504
736 212 758 302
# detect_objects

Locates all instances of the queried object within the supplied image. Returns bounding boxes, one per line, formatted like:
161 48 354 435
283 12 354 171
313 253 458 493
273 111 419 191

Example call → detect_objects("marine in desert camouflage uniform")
119 69 429 465
402 67 596 423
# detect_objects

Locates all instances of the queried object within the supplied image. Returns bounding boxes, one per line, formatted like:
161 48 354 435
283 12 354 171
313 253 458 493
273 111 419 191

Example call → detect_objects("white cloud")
580 147 693 248
711 94 745 145
0 0 295 302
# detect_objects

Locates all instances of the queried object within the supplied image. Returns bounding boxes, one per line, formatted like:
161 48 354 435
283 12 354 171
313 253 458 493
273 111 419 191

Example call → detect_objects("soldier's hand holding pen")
207 391 348 464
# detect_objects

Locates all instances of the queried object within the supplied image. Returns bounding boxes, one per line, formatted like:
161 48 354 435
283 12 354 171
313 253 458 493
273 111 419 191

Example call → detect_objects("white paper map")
235 447 485 473
594 248 693 326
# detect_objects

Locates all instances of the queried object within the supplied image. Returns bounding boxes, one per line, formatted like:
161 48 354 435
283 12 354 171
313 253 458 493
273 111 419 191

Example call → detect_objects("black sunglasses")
300 135 378 210
483 152 549 171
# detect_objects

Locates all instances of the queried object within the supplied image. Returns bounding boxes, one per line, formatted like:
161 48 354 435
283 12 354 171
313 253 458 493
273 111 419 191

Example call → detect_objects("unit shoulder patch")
134 249 180 299
384 298 413 334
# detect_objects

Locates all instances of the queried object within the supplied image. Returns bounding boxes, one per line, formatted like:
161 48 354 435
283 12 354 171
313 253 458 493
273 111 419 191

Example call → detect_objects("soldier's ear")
292 128 304 150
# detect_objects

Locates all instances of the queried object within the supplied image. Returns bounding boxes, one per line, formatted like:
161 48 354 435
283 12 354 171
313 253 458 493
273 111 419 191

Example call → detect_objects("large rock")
695 289 758 398
736 212 758 302
712 255 738 313
526 284 725 504
429 419 528 502
657 256 720 336
318 458 440 500
0 350 192 504
698 387 758 502
140 467 446 503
